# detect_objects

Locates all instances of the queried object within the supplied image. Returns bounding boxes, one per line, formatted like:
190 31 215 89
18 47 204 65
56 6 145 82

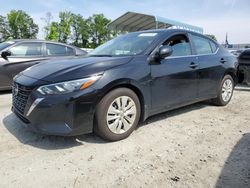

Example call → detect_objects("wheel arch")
96 79 148 122
224 68 238 84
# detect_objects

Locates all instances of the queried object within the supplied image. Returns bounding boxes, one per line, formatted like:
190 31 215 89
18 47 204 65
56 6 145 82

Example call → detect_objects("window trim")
189 33 219 56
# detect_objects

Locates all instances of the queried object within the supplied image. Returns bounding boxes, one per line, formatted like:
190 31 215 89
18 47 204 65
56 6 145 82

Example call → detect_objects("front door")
150 33 199 113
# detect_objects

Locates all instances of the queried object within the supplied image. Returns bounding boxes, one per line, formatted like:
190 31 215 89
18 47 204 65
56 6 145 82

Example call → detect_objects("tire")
212 75 234 106
94 88 141 141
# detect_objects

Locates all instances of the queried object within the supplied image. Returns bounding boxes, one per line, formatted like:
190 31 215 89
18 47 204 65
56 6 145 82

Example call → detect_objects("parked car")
238 49 250 85
229 49 245 57
0 39 87 90
12 29 238 141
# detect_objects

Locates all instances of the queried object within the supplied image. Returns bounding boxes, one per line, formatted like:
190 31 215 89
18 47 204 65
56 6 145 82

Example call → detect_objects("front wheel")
94 88 141 141
212 75 234 106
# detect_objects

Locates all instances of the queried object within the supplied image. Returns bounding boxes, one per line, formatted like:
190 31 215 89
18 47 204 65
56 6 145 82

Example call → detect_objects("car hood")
21 56 133 83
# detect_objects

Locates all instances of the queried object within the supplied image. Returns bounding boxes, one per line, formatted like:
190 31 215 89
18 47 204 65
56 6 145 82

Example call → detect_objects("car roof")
9 39 79 48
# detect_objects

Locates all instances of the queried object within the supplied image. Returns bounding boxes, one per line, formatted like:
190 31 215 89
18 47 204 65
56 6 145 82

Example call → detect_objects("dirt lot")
0 86 250 188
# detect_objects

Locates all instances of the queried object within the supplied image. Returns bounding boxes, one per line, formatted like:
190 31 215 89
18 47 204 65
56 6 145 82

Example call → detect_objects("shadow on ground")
235 84 250 92
3 101 209 150
215 133 250 188
3 114 106 150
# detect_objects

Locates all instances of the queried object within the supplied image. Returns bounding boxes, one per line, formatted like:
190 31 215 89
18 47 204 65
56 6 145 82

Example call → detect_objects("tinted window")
66 47 75 55
46 43 67 56
191 35 212 55
9 43 43 57
164 34 192 57
209 41 218 53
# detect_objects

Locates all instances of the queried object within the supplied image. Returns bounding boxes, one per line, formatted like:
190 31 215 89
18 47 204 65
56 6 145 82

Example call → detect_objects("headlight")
37 75 102 95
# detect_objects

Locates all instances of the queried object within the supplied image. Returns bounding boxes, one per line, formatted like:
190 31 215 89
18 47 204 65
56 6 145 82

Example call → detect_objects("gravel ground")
0 86 250 188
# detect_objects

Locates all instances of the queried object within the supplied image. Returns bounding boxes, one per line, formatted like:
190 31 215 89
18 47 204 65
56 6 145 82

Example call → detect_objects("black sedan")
238 49 250 85
0 39 87 90
12 29 238 141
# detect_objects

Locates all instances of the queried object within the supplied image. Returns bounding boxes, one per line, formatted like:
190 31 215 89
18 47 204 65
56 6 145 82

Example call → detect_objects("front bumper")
12 88 98 136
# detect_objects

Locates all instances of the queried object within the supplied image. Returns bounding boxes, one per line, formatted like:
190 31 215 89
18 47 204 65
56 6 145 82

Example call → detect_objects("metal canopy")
108 12 203 33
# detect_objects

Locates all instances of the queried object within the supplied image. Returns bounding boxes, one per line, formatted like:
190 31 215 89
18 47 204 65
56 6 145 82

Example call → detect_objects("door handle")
220 58 227 64
189 62 198 69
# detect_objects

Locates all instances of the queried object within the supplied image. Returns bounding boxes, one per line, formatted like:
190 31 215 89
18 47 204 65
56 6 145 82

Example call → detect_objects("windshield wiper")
88 54 113 57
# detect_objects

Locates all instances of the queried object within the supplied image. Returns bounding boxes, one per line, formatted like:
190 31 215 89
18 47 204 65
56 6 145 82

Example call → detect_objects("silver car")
0 39 87 90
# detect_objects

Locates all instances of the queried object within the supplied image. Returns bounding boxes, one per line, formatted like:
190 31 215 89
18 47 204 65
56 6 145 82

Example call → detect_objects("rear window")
46 43 67 56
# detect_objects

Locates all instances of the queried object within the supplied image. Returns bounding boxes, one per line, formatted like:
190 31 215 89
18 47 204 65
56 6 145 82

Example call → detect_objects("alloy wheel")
221 79 233 102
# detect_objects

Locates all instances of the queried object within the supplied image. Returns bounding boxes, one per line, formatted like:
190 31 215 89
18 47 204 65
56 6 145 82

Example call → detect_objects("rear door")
189 34 224 98
150 33 199 112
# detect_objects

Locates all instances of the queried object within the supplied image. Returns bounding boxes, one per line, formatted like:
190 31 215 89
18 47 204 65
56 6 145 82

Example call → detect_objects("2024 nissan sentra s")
12 29 238 141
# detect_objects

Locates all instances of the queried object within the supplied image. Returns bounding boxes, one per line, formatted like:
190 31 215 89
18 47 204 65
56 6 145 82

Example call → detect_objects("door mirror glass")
158 45 173 59
1 51 11 59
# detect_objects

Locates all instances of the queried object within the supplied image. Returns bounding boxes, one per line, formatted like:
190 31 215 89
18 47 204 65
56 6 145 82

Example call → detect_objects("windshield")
89 32 159 56
0 41 15 51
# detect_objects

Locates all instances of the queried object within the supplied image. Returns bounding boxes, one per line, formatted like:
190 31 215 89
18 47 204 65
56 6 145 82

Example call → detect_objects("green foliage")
71 13 90 47
58 11 73 43
43 12 115 48
42 12 53 40
7 10 38 39
1 10 118 48
205 34 217 41
0 15 9 41
47 22 59 41
88 14 111 48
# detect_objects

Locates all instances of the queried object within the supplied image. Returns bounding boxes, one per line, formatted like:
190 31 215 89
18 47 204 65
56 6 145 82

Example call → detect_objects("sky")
0 0 249 44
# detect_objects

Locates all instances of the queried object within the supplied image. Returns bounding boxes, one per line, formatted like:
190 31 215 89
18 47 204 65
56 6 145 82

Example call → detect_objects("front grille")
12 83 33 115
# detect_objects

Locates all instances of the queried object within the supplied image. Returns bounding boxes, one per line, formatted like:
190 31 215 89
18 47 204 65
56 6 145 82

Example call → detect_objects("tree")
205 34 217 41
41 12 53 40
88 14 111 48
58 11 73 43
71 13 90 47
47 22 59 41
0 15 9 41
7 10 38 39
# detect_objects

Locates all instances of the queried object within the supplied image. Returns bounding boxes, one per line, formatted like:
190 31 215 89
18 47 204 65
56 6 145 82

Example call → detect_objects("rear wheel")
212 75 234 106
94 88 141 141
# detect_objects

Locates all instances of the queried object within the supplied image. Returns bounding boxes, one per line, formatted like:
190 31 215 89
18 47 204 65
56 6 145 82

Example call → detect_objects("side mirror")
158 45 173 59
1 51 11 59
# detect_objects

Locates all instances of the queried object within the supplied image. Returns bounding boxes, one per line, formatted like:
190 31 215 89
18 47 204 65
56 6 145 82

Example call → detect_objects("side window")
163 34 192 57
66 47 75 56
209 41 218 53
46 43 67 56
191 35 213 55
9 43 43 57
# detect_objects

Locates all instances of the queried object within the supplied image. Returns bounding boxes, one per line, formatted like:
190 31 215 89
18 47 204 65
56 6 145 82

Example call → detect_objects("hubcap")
222 79 233 102
106 96 137 134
